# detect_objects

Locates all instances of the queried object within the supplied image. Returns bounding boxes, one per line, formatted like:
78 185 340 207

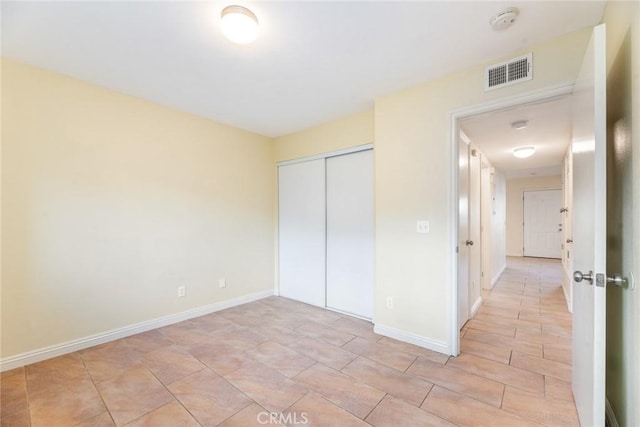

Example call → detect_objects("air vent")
485 53 532 91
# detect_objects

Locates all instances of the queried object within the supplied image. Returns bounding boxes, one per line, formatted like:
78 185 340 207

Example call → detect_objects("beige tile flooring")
1 257 578 426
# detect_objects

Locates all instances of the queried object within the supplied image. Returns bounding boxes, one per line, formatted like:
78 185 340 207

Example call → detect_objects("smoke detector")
511 120 529 130
490 7 519 31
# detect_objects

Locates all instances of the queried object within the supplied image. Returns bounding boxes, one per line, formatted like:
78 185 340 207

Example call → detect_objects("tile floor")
1 257 578 426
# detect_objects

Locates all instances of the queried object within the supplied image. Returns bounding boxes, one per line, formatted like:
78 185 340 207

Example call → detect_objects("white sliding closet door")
326 150 374 319
278 159 326 307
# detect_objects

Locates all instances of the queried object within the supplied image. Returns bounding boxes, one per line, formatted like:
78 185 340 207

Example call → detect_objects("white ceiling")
460 96 572 179
1 1 605 137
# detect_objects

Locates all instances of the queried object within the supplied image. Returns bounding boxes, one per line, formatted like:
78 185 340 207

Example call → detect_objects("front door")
523 189 562 258
571 24 607 426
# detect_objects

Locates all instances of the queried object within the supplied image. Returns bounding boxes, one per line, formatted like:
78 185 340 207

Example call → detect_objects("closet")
278 147 373 319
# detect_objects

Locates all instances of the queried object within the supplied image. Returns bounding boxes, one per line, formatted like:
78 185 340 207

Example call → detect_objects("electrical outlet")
386 297 393 309
219 278 226 288
177 286 186 298
416 220 430 234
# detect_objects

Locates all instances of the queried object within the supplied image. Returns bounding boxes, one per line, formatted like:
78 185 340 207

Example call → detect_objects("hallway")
456 256 578 425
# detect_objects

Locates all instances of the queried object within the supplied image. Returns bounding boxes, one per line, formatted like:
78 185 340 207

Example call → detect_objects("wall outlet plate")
178 286 186 297
416 220 430 234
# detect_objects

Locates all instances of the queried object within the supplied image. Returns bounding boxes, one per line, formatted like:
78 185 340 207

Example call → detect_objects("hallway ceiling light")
221 5 259 44
513 146 536 158
511 119 528 130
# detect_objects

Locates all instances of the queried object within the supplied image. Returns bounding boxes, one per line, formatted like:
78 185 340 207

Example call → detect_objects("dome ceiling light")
513 146 536 159
221 5 259 44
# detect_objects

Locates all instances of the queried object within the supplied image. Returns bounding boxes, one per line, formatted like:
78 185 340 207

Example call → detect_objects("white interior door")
523 189 563 258
326 150 374 319
458 138 470 329
571 24 607 427
468 148 482 313
278 159 326 307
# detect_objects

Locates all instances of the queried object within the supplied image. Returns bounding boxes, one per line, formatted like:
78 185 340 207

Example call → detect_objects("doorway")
449 84 575 354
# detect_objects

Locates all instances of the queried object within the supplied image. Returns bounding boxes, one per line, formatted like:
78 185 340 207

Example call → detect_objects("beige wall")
273 110 374 162
602 1 639 425
505 175 563 257
374 28 590 347
1 59 275 359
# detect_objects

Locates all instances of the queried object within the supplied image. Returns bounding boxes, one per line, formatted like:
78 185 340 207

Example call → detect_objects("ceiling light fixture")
513 146 536 158
511 119 528 130
221 5 259 45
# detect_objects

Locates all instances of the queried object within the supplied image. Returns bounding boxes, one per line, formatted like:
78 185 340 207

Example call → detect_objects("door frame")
448 83 574 355
457 133 471 329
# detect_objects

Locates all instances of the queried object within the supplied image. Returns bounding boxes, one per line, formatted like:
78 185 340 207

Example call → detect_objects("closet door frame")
277 143 374 315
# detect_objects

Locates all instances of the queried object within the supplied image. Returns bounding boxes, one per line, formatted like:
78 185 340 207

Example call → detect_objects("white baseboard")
374 324 450 355
0 290 273 372
491 263 507 286
470 296 483 317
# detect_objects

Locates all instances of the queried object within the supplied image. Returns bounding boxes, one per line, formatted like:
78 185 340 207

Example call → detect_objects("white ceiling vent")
485 53 532 91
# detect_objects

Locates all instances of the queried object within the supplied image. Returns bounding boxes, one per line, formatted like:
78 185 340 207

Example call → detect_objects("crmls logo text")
257 411 309 425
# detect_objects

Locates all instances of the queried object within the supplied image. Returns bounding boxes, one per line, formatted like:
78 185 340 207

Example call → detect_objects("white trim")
325 306 372 322
562 268 573 313
276 143 374 167
451 83 574 120
492 262 507 286
374 323 450 355
470 296 483 317
448 82 575 362
449 112 460 356
459 130 471 145
0 290 273 372
606 398 619 427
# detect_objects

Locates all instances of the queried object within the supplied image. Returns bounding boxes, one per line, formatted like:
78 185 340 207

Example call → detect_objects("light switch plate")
416 220 430 234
